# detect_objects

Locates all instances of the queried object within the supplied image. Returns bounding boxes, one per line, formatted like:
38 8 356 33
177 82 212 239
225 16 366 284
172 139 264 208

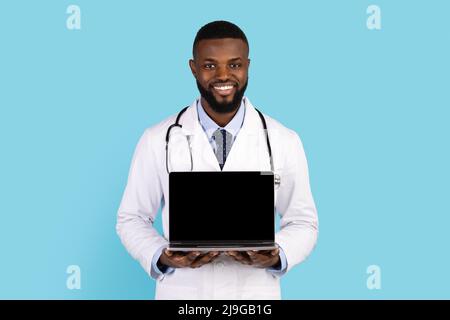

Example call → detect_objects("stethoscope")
165 104 281 188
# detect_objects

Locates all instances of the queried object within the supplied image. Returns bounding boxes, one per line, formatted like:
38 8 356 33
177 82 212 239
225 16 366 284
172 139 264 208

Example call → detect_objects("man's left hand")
225 249 280 268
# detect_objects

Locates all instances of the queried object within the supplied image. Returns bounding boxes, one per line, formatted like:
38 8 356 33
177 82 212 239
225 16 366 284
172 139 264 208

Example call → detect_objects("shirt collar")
196 98 246 139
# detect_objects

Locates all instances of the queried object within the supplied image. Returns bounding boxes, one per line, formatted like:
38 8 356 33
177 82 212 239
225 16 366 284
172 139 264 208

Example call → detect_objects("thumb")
165 249 173 257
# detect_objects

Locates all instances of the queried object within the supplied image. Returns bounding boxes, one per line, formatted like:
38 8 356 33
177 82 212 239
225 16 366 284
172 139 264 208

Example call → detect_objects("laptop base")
167 244 277 252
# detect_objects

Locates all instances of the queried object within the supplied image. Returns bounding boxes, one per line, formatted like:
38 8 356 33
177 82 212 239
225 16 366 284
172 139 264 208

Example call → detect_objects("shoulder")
255 110 308 171
260 112 303 146
139 112 179 147
246 97 301 143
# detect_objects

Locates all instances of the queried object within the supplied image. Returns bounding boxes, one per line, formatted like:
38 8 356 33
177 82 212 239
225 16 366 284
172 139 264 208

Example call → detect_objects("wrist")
271 256 281 269
157 256 169 272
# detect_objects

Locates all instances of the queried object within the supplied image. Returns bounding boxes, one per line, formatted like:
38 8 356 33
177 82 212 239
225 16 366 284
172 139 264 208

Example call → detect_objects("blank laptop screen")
169 171 275 244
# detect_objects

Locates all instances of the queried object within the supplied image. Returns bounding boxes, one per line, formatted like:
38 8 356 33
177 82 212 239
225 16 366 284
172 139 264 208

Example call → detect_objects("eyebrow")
202 57 243 62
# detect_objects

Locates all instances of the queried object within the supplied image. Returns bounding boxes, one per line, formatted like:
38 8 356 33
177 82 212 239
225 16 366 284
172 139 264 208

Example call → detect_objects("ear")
247 58 251 68
189 59 197 78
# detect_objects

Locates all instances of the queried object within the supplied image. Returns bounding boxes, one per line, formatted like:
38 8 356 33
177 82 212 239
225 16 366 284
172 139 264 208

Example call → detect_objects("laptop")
168 171 277 251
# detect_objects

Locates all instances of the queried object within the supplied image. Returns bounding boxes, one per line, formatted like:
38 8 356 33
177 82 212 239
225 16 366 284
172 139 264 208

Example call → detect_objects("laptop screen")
169 171 275 244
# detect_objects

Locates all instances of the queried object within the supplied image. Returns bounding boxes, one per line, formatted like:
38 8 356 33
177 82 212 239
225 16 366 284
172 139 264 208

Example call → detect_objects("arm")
275 131 319 274
116 129 221 278
116 129 168 280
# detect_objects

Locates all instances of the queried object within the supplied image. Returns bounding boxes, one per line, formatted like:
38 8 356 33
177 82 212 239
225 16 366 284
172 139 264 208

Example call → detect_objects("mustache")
196 78 248 115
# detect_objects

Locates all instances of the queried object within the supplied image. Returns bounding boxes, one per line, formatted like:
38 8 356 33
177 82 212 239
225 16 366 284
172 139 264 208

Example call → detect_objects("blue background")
0 0 449 299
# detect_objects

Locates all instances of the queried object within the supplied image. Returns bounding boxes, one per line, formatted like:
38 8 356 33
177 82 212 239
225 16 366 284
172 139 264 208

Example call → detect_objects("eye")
230 63 242 69
204 63 215 69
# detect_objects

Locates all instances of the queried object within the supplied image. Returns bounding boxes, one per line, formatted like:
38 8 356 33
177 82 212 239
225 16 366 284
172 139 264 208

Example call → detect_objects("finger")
228 251 242 259
254 254 280 268
190 252 219 268
246 251 273 266
171 253 188 263
199 251 219 261
190 252 220 268
171 251 200 267
257 250 272 255
229 251 250 260
248 249 278 259
209 253 221 263
167 250 189 259
186 251 202 262
247 250 261 262
165 254 188 268
205 251 220 260
247 250 271 256
230 251 252 265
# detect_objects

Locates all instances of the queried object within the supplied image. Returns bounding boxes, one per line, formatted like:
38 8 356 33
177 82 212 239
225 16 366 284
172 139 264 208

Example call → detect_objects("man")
116 20 318 299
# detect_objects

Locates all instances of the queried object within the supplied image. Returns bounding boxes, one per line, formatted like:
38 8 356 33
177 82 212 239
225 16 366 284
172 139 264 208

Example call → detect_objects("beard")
196 78 248 114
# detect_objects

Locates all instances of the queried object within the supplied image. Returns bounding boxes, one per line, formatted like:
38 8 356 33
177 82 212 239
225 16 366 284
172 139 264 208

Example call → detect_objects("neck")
200 97 239 127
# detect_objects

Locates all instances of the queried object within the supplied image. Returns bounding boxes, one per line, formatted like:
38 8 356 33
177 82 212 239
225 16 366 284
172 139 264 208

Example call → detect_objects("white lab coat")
116 97 318 300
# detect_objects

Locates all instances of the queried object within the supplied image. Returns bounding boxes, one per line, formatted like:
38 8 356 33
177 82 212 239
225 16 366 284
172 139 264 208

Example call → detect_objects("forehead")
195 38 249 60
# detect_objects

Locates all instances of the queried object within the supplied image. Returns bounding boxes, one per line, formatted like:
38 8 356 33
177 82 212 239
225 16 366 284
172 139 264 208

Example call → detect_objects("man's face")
189 38 250 114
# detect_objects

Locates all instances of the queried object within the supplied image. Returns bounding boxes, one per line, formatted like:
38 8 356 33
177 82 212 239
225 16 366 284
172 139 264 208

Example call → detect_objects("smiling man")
191 35 249 127
117 21 318 300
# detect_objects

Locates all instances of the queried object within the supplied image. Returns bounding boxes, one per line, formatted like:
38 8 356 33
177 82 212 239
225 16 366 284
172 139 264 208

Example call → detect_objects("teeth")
214 85 234 91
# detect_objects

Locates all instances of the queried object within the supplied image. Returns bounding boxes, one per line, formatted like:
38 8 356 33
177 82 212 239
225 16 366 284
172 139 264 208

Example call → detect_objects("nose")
215 64 230 81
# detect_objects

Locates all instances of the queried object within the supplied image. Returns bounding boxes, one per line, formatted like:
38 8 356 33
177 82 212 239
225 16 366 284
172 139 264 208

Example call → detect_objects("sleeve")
274 131 319 274
151 244 175 278
116 128 169 280
266 246 288 276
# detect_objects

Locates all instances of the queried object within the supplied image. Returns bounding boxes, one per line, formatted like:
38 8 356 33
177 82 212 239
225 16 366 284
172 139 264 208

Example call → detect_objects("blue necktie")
212 128 233 170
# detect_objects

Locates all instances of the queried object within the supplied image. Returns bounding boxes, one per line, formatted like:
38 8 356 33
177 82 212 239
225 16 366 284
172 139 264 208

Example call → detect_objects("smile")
212 83 236 96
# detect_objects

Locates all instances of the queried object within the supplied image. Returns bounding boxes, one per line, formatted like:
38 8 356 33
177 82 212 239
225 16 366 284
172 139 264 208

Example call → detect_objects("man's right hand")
158 249 220 269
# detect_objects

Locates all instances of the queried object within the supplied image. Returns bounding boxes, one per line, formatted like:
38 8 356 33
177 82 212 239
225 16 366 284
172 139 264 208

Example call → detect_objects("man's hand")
225 249 280 268
158 249 220 269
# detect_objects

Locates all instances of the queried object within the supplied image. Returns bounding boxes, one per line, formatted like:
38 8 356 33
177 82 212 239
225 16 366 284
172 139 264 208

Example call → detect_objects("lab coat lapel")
177 97 265 172
222 98 263 171
179 100 221 171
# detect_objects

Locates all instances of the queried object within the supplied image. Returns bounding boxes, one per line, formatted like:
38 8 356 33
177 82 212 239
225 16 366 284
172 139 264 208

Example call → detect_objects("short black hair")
193 20 249 58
